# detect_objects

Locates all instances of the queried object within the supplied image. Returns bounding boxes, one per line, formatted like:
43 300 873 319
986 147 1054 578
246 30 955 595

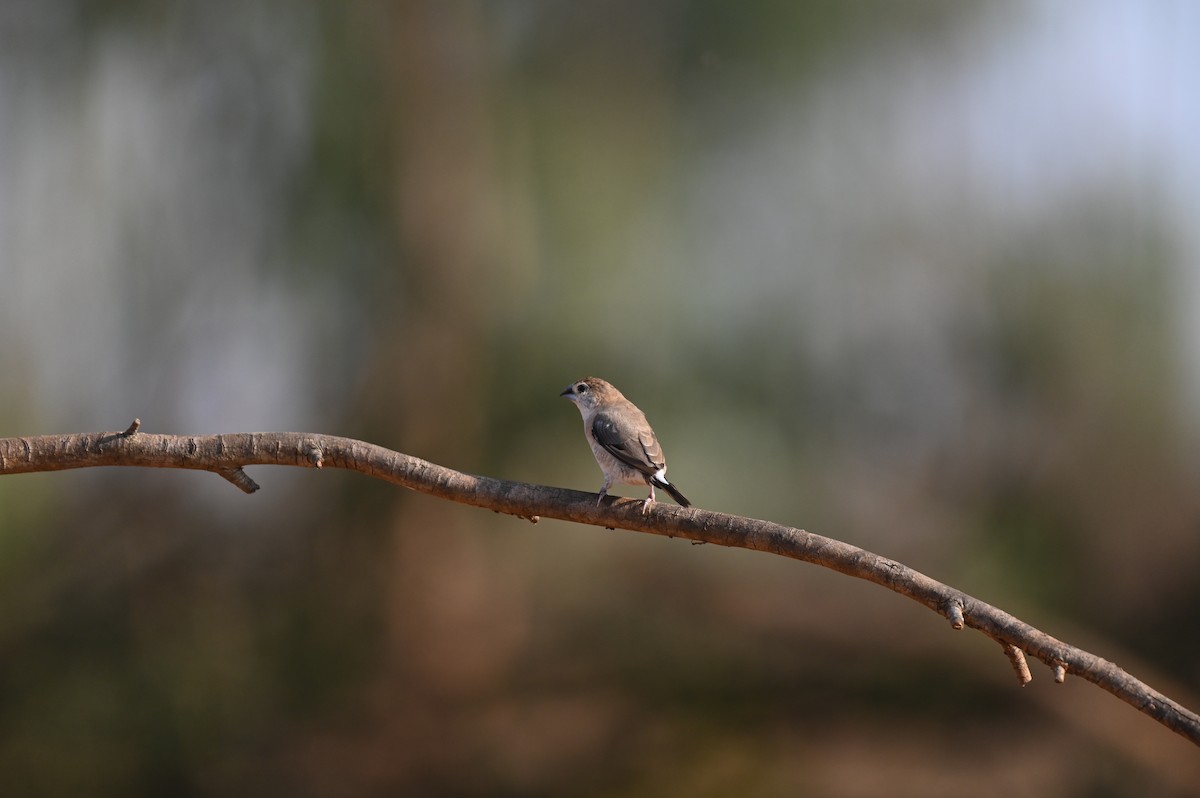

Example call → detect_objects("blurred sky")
2 1 1200 795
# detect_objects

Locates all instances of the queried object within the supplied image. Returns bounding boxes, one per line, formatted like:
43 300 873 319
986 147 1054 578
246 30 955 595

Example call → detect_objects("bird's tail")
652 476 691 508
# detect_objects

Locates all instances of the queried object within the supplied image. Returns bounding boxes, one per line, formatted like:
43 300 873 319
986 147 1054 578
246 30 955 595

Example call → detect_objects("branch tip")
217 466 260 494
1003 643 1033 687
1053 661 1067 684
122 418 142 437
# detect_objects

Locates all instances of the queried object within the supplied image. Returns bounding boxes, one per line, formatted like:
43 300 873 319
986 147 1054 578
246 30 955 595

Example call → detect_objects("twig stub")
217 466 260 494
1004 643 1033 687
945 598 965 630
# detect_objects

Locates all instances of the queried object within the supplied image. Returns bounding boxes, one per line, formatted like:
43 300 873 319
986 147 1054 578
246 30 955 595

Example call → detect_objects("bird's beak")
560 385 576 400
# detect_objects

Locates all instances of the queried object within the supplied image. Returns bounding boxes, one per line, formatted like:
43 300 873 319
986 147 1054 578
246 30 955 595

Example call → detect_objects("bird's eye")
576 383 588 393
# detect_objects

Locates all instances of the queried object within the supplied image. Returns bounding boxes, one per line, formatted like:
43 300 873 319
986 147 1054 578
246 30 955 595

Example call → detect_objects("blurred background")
2 0 1200 794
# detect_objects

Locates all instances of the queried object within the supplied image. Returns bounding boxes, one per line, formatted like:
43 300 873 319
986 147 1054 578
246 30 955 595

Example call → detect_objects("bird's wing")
591 410 664 476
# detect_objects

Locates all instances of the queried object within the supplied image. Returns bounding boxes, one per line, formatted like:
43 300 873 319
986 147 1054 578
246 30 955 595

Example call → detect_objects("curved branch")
2 423 1198 747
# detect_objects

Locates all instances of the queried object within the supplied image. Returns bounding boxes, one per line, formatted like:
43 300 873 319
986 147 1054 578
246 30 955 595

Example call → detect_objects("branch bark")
3 423 1198 747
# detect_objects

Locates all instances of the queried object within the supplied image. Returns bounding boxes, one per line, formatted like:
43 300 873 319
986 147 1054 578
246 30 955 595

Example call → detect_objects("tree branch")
2 423 1198 747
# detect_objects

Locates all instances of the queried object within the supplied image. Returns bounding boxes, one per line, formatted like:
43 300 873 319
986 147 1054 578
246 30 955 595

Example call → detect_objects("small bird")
560 377 691 513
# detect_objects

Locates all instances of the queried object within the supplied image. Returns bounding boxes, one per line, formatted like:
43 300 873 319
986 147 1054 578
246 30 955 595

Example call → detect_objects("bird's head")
560 377 622 410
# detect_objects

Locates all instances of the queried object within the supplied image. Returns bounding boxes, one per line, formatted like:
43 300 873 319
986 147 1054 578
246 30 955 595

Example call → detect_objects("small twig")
217 466 260 494
0 426 1197 747
944 597 965 630
305 442 324 468
1003 643 1033 687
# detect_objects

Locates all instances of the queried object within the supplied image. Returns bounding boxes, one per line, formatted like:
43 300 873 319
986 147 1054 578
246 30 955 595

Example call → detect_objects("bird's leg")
641 483 656 515
596 476 613 506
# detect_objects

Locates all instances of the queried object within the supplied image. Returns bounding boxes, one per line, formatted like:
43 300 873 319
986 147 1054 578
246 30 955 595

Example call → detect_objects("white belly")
586 433 648 486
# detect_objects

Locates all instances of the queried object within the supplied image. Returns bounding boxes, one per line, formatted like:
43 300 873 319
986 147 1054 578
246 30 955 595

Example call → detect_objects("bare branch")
1 426 1198 747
